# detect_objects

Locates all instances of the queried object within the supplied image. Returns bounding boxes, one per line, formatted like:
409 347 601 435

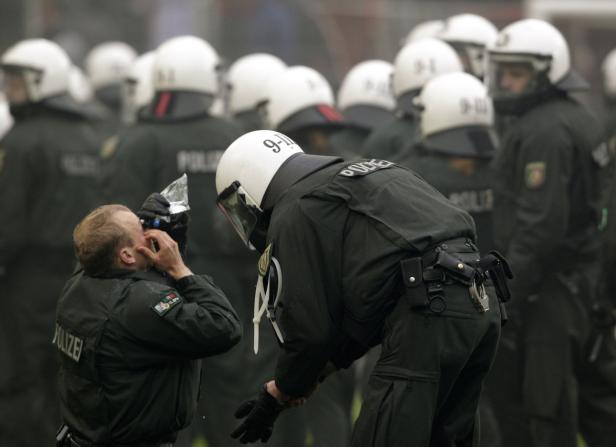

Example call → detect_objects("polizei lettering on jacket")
448 189 493 213
52 323 84 363
177 150 225 173
339 159 394 177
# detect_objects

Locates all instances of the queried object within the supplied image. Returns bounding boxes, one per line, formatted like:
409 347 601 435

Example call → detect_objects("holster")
477 251 514 302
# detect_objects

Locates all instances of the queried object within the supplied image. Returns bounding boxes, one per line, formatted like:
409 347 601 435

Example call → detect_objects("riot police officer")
226 53 287 132
438 13 498 80
361 38 463 161
102 35 263 447
215 129 508 446
400 19 445 46
263 65 346 157
397 72 496 254
0 38 101 446
84 41 137 136
487 19 616 447
331 60 395 158
55 204 241 446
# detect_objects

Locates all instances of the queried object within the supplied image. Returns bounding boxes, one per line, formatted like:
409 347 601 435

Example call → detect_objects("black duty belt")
57 425 173 447
400 239 513 316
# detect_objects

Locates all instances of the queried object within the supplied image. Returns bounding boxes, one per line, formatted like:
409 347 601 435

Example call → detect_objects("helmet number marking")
460 97 489 115
263 133 295 153
414 58 437 75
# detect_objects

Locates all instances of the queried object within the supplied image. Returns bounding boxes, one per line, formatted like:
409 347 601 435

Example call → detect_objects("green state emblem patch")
258 243 273 277
152 291 182 316
524 162 546 189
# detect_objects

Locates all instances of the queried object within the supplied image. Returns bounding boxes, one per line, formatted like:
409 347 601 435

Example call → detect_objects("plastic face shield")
216 181 262 248
486 53 548 100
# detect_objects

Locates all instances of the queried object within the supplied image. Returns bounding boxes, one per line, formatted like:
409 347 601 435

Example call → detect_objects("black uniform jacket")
360 114 417 161
55 269 241 444
400 152 495 254
0 106 100 268
492 95 605 297
267 160 476 396
102 114 245 260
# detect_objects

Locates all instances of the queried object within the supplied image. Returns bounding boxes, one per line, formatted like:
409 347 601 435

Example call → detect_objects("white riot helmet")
122 51 155 122
439 14 498 78
337 60 395 130
227 53 287 115
392 38 463 113
153 35 220 95
487 19 587 114
602 48 616 99
68 66 93 103
263 65 343 133
401 20 445 46
0 93 14 139
416 72 496 158
1 38 71 103
216 130 304 247
85 42 137 90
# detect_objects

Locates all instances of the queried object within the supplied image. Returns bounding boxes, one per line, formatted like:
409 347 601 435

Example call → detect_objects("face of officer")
497 62 534 94
2 70 29 104
113 210 151 271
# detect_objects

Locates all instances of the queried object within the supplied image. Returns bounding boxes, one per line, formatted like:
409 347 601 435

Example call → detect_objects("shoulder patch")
151 291 182 316
592 142 611 168
0 148 5 173
338 159 394 177
100 135 119 160
524 162 546 189
258 243 273 277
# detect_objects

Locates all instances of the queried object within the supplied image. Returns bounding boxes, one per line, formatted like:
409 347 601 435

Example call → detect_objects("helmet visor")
486 52 549 100
216 181 262 247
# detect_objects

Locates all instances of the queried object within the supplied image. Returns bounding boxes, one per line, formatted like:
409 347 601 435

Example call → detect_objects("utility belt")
56 425 173 447
400 238 513 318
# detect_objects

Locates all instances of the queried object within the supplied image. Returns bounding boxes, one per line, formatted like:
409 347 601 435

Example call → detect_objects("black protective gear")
138 192 189 252
231 386 285 444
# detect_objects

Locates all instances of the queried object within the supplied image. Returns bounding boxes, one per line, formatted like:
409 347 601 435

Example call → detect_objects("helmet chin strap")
252 257 284 354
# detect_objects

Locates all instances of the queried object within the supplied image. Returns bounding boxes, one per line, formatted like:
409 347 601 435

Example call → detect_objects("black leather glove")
231 386 285 444
137 193 189 253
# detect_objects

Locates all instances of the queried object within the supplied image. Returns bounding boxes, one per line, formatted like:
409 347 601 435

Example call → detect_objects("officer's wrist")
265 380 289 404
168 265 193 281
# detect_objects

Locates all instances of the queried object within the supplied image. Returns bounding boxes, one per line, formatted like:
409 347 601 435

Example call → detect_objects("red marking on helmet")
318 105 343 122
155 92 172 117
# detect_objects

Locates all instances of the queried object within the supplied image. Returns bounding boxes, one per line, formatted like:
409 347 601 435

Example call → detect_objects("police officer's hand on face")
136 230 193 280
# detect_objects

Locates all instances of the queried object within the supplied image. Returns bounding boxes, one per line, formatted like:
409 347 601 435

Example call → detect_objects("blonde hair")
73 204 133 276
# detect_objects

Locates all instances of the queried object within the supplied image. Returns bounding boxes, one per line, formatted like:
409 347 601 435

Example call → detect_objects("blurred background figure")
331 59 395 158
263 65 346 156
84 41 137 136
438 13 498 79
487 18 616 447
227 53 287 132
0 38 100 446
361 38 463 161
400 19 445 45
0 92 13 139
121 51 155 125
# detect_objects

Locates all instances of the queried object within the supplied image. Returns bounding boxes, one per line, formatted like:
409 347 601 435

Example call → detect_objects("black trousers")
352 283 501 447
487 273 616 447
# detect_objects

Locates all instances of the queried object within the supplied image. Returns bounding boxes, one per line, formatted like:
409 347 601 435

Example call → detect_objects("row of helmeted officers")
1 12 616 447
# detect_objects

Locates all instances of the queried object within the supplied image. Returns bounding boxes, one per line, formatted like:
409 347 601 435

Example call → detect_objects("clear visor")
216 181 262 247
1 66 38 104
485 53 550 99
449 42 487 79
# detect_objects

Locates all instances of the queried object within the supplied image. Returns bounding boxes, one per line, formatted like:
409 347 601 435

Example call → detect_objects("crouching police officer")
215 130 511 445
55 202 242 447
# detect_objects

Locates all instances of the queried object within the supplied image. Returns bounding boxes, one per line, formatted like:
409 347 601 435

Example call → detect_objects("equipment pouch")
400 258 429 308
434 250 475 286
479 251 513 303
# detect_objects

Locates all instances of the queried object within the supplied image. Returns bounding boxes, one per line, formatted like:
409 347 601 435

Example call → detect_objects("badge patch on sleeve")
152 291 182 316
524 162 546 189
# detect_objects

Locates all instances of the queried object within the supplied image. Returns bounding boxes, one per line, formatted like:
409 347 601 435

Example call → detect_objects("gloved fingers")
260 427 272 443
234 400 256 418
141 193 171 215
230 422 247 439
